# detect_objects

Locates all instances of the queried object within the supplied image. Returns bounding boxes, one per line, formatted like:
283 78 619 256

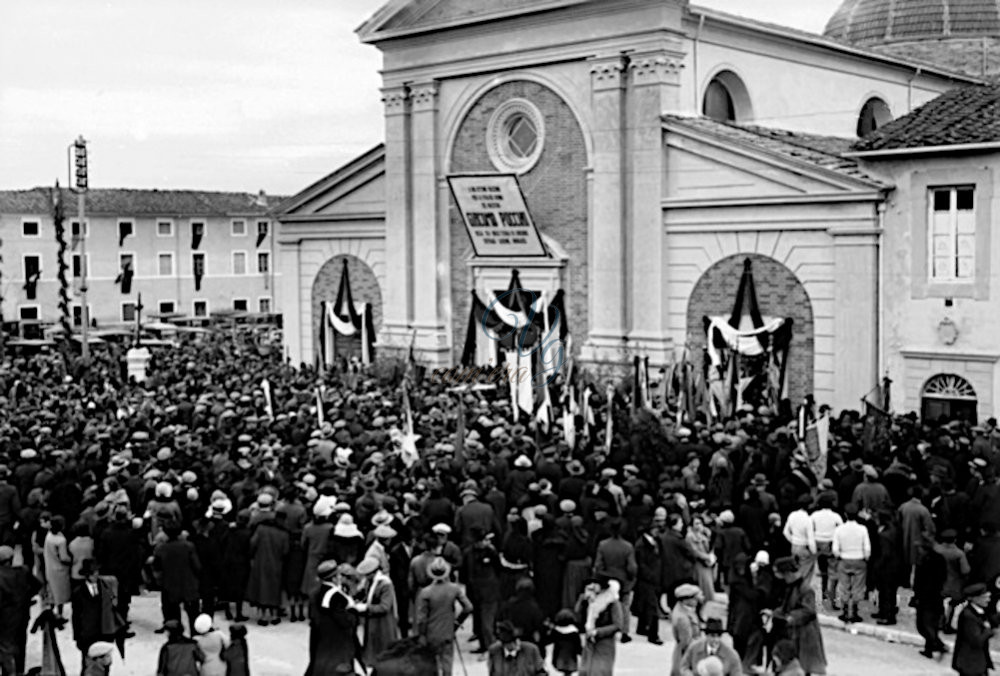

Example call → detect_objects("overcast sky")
0 0 843 196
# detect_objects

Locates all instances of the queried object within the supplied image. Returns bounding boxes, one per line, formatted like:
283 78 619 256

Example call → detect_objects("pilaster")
581 54 629 367
409 80 450 365
831 228 880 411
625 47 685 366
380 84 413 351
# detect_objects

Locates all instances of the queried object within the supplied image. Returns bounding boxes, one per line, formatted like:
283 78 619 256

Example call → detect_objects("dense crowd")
0 334 998 676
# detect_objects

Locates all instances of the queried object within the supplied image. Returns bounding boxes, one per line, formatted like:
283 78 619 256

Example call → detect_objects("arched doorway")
921 373 978 423
311 254 383 363
687 254 814 405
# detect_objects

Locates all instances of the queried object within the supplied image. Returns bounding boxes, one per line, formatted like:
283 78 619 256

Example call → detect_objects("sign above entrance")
447 173 548 258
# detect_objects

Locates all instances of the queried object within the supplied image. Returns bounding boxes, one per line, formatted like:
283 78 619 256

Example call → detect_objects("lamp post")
71 136 90 363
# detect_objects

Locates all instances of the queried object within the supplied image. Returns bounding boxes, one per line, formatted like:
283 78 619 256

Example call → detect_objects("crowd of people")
0 332 998 676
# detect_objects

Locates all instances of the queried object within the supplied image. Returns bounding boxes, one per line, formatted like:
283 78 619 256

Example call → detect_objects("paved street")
24 591 959 676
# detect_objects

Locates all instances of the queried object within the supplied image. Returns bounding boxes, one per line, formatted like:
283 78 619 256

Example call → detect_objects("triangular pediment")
358 0 589 42
663 117 890 203
276 145 385 219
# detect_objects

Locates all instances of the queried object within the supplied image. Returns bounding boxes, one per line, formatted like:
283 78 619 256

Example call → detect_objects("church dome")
824 0 1000 45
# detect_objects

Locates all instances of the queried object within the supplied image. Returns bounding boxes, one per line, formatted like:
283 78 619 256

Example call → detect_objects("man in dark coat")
0 545 41 676
632 524 663 644
465 527 503 653
913 541 947 658
306 562 362 676
71 559 119 675
953 583 995 676
871 509 905 625
0 468 20 548
659 513 696 607
96 506 143 624
454 486 499 547
593 518 637 642
153 523 202 633
772 555 827 676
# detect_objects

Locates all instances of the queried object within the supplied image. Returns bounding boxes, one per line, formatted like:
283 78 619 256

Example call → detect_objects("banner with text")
447 174 547 257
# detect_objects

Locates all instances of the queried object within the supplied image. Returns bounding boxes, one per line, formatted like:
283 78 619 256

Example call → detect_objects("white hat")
193 613 213 635
431 523 452 535
754 550 770 566
334 514 362 538
155 481 173 499
513 455 531 468
19 448 38 460
356 557 380 576
87 641 115 658
718 510 735 524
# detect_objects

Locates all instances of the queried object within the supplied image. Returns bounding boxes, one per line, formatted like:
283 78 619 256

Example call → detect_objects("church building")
278 0 1000 417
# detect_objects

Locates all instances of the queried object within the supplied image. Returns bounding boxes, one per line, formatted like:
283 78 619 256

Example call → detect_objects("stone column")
409 81 450 365
626 48 685 366
580 55 628 367
380 84 412 353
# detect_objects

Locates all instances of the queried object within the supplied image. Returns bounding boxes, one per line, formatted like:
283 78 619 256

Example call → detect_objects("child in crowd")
548 608 582 676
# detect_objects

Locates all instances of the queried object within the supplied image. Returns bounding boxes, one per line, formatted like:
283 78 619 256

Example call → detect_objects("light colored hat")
600 468 618 479
718 510 735 524
156 447 172 461
334 515 362 538
862 464 879 479
371 510 393 526
19 448 38 460
431 523 452 535
155 481 173 498
314 501 335 519
180 470 197 484
317 559 339 580
193 614 213 635
87 641 115 658
356 557 380 576
559 499 576 513
373 524 397 539
256 493 274 507
754 550 770 566
674 583 702 600
513 455 531 468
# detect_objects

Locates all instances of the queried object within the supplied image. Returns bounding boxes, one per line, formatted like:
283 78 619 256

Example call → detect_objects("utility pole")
72 136 90 363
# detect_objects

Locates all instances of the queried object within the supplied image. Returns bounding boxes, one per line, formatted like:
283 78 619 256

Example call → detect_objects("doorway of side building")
921 373 978 424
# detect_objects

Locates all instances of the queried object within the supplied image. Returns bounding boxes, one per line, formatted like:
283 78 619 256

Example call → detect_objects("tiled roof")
870 37 1000 78
0 188 284 216
663 116 891 188
825 0 1000 45
852 83 1000 151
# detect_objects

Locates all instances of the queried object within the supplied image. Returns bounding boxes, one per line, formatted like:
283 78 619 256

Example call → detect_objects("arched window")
702 71 752 123
857 97 893 137
921 373 978 424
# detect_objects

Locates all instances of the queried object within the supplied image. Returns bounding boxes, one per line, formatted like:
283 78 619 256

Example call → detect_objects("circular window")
487 98 545 174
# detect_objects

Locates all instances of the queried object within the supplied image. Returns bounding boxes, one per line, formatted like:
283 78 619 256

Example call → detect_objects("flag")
604 383 615 452
315 387 325 428
804 411 830 479
535 378 552 435
580 384 594 441
262 378 274 419
861 383 891 456
562 383 576 451
399 381 420 468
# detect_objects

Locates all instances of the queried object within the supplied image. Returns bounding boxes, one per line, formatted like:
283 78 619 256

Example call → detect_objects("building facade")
279 0 1000 415
0 188 280 331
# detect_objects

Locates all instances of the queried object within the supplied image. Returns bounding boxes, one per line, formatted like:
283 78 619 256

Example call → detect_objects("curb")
816 612 1000 663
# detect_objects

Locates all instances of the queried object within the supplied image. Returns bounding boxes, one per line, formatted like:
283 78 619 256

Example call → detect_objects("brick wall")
448 81 588 361
686 253 814 403
311 254 383 358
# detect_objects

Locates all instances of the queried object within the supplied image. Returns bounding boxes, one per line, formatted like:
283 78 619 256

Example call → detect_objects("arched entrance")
311 254 383 363
921 373 978 423
687 253 814 405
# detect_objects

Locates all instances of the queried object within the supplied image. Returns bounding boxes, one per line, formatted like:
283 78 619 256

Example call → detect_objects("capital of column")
589 56 627 92
381 85 409 116
628 51 685 87
410 81 439 113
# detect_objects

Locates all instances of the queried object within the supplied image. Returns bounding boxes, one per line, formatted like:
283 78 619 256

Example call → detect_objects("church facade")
277 0 988 414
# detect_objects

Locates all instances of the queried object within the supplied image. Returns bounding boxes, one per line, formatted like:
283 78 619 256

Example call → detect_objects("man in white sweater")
783 495 817 586
811 494 844 607
832 503 871 624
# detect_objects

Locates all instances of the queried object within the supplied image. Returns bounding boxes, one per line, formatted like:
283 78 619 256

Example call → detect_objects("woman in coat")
43 515 73 615
670 584 703 676
300 509 333 598
772 556 827 676
574 573 625 676
305 563 362 676
727 553 767 672
192 614 229 676
219 511 252 622
68 521 95 587
245 511 290 626
356 557 400 666
686 514 716 603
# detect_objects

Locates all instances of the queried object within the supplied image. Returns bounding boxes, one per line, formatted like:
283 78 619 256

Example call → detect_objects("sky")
0 0 843 196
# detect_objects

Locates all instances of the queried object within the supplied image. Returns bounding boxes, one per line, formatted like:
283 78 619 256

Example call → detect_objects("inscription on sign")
447 174 547 257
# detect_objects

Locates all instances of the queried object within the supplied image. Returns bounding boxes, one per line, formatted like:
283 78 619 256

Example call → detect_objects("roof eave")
687 5 986 85
845 141 1000 159
357 0 587 44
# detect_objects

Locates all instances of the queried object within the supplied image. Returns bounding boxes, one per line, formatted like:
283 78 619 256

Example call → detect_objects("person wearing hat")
71 559 124 676
507 455 536 507
593 518 638 644
670 583 703 676
153 523 203 636
192 613 227 676
155 619 204 676
850 464 891 516
455 481 499 547
487 619 546 676
677 618 741 676
363 524 398 576
414 557 472 676
329 514 365 568
574 572 625 676
429 523 463 571
465 526 503 655
898 485 936 587
771 556 827 676
952 582 996 675
83 640 114 676
936 527 971 633
0 544 41 676
355 556 400 666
